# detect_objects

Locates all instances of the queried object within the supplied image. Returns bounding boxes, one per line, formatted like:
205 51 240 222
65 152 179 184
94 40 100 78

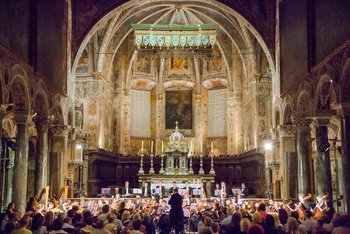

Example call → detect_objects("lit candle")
200 140 203 154
211 141 213 153
151 141 153 154
141 140 144 152
161 141 164 153
190 140 193 155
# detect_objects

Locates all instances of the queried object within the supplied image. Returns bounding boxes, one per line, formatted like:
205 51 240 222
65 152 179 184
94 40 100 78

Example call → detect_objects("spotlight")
264 141 273 151
7 140 19 151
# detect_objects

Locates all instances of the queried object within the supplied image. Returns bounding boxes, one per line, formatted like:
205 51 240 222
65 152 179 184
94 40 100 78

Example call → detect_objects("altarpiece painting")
165 90 192 129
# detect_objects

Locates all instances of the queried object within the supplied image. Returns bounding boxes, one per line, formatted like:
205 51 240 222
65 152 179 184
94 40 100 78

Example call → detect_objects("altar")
138 122 216 196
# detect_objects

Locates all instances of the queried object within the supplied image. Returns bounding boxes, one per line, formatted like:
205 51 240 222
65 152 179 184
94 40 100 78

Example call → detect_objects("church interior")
0 0 350 231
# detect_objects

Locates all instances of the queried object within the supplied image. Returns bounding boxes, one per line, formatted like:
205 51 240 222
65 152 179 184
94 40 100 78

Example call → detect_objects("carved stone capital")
14 113 30 125
313 118 330 127
336 102 350 116
49 124 68 137
278 125 296 137
292 118 313 128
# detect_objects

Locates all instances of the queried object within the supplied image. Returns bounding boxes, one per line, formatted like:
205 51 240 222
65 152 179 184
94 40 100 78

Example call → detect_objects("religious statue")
171 57 188 70
208 48 222 72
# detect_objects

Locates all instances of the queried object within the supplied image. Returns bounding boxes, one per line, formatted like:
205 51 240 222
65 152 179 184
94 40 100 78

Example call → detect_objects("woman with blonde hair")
240 218 252 234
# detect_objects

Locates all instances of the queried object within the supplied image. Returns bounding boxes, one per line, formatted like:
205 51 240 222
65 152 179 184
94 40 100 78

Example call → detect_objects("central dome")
169 121 185 142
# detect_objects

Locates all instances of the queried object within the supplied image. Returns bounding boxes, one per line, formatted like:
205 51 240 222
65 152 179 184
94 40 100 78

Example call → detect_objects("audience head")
265 214 275 228
278 208 288 225
4 221 16 233
252 212 262 224
102 204 110 214
204 217 213 226
95 220 104 229
19 217 29 228
257 203 266 212
286 217 298 233
240 218 252 232
247 224 264 234
51 218 64 231
231 212 241 226
211 222 219 233
198 226 214 234
106 212 116 223
290 211 299 221
132 219 142 230
31 213 44 230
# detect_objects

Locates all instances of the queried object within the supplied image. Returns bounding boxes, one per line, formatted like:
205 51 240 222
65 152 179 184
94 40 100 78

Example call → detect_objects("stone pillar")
5 151 14 206
294 118 312 195
82 152 89 196
338 105 350 213
12 115 29 214
48 125 68 195
34 118 49 194
314 118 332 197
278 125 297 198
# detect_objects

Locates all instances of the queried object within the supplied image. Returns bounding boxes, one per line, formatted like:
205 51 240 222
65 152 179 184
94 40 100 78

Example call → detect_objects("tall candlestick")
161 141 164 153
190 140 193 155
151 141 153 154
211 141 213 153
141 140 144 152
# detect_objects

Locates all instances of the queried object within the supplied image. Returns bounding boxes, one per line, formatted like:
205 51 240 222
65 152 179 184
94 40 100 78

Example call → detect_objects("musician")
168 188 184 233
169 181 179 194
154 180 165 197
141 182 151 198
197 182 207 198
122 181 132 197
220 181 227 198
241 182 249 198
213 183 221 197
183 181 193 197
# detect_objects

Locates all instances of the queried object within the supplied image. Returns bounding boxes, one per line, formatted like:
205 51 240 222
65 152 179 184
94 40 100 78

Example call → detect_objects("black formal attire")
183 186 193 196
169 186 179 194
141 186 151 197
154 185 165 196
241 187 249 197
167 192 184 234
122 186 133 197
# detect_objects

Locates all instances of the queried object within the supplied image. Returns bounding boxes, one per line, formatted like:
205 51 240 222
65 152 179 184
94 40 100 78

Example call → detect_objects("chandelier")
132 24 217 49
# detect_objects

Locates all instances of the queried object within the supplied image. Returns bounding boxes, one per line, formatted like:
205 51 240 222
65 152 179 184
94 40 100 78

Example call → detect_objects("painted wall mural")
165 90 192 130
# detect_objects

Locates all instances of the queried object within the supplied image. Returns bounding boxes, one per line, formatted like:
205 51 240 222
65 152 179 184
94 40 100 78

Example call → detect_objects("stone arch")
282 95 294 125
51 105 65 125
340 58 350 102
315 75 337 112
297 90 312 118
33 91 49 118
9 65 30 114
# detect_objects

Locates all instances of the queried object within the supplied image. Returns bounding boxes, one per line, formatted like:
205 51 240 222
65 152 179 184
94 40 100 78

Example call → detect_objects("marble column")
294 118 312 195
338 105 350 213
82 152 89 196
278 125 297 199
12 115 29 214
34 118 49 194
314 118 332 197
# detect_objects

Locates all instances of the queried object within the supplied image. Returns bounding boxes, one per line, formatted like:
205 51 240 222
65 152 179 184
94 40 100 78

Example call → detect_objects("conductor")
167 188 184 234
